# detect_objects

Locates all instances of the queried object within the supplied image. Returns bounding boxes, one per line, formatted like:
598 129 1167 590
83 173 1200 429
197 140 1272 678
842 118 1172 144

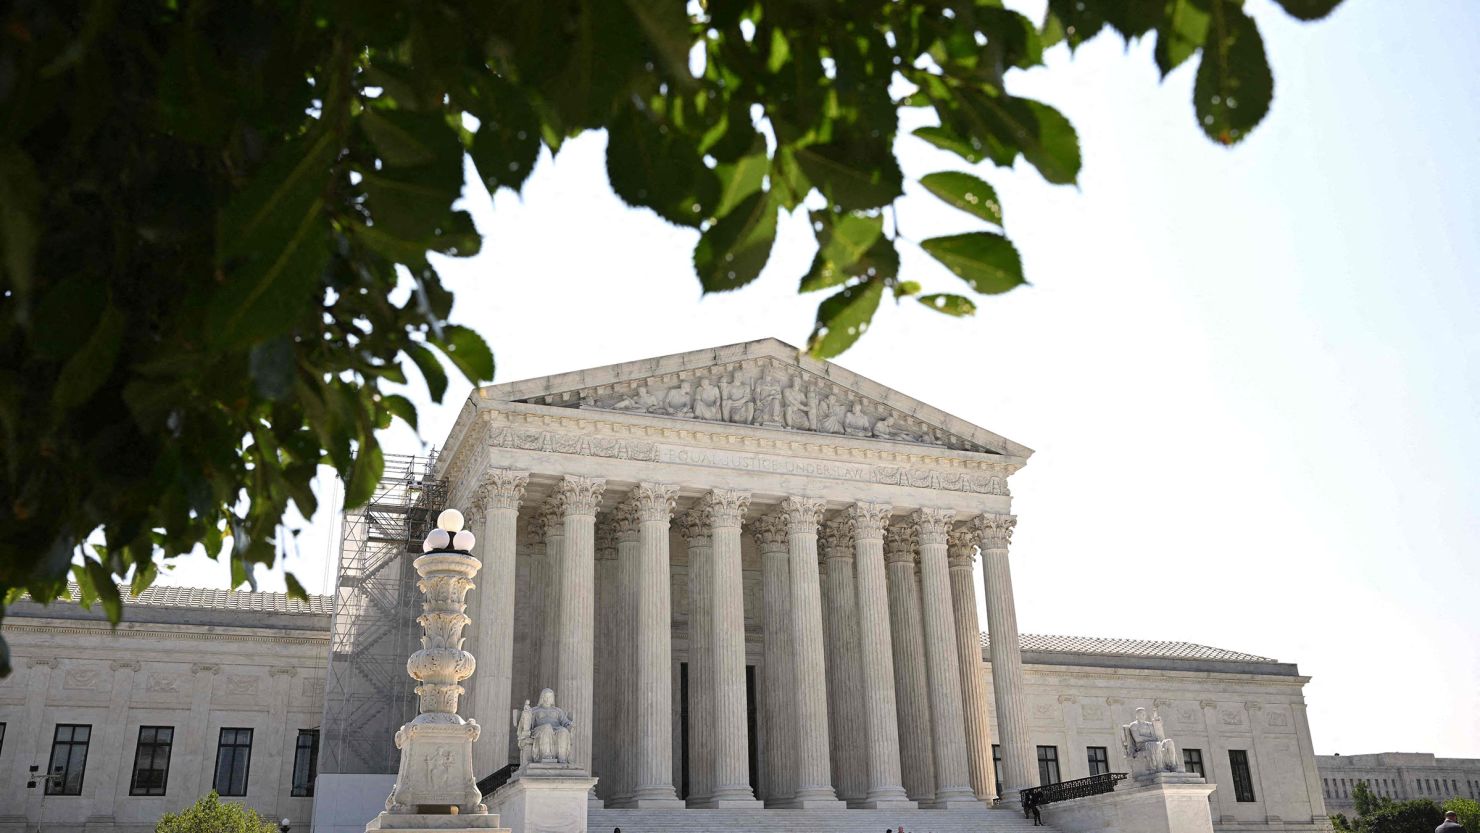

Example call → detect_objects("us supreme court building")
0 339 1334 832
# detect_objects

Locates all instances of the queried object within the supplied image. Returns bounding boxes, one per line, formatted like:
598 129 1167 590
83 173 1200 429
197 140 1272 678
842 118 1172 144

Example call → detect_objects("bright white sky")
162 1 1479 759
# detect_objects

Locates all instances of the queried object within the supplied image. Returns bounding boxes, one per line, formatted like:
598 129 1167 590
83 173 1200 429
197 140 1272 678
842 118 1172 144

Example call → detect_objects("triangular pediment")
472 338 1032 458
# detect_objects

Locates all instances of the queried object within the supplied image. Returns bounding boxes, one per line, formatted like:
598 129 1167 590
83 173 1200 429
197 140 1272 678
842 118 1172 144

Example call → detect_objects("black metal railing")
1021 772 1128 825
477 763 516 799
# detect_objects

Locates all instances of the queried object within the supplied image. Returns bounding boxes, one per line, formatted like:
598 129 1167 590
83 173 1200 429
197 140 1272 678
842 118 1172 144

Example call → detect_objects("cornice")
3 620 329 646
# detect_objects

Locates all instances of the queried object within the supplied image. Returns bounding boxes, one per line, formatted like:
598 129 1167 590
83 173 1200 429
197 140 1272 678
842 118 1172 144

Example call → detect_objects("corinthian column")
910 509 976 806
707 489 761 806
885 523 936 804
610 500 641 806
632 483 685 807
947 526 997 802
470 468 527 776
847 503 913 809
556 475 606 786
777 497 843 808
820 518 867 806
538 501 565 692
752 513 796 806
678 504 715 806
975 513 1034 806
593 518 619 799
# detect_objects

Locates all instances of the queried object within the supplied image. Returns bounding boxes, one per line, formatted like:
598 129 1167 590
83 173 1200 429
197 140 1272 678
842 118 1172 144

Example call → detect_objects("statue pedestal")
1039 775 1217 833
487 765 598 833
365 814 507 832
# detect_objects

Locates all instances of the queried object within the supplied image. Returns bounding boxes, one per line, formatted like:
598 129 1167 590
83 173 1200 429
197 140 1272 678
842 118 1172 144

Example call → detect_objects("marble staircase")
587 806 1057 833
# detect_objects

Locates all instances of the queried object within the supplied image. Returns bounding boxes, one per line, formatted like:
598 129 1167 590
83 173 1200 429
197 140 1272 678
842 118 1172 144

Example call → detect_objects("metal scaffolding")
320 452 446 775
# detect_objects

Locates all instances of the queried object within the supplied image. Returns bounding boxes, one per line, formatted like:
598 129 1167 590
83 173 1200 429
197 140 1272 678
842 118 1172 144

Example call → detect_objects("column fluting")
633 483 685 807
753 513 797 806
593 517 619 799
707 489 761 806
820 518 868 805
912 509 977 806
470 469 527 777
847 503 914 808
538 501 565 692
556 476 605 785
678 503 716 806
947 526 998 802
974 512 1035 806
885 522 936 804
611 500 642 805
777 497 844 807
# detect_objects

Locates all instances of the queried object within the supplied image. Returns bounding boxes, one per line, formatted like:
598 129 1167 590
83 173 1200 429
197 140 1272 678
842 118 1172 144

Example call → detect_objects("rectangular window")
993 744 1003 797
0 722 5 756
1184 748 1205 778
291 730 319 797
213 728 253 797
1228 749 1256 802
46 724 91 796
1087 746 1110 776
129 726 174 796
1037 745 1061 785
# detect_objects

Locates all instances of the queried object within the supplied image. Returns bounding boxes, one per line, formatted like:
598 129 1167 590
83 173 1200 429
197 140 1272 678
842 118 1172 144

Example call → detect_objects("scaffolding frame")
320 452 447 775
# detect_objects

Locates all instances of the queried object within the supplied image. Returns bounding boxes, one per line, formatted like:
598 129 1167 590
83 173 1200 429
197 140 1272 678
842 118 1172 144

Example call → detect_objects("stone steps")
588 806 1055 833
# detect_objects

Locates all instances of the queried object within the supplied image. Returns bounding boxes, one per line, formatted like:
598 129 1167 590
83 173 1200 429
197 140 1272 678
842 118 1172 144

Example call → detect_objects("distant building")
1317 752 1480 815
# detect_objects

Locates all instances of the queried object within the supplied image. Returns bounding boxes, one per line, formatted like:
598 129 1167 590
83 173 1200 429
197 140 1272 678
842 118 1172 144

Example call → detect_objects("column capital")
557 475 607 517
633 482 679 522
820 518 854 561
538 500 566 536
749 513 790 554
475 468 529 512
702 489 751 528
596 518 619 559
612 499 642 542
777 497 825 534
947 526 978 569
846 502 892 542
677 506 713 547
521 512 547 546
972 513 1017 550
883 523 916 564
910 508 955 543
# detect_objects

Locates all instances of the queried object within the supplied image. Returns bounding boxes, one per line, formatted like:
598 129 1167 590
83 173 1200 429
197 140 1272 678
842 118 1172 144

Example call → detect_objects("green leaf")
344 442 385 509
1155 0 1212 77
53 304 125 409
1194 0 1274 145
248 337 296 401
382 393 418 430
465 75 542 194
432 324 495 383
622 0 695 85
793 140 903 211
714 151 769 218
360 108 451 167
86 558 122 624
920 232 1027 295
912 126 988 164
1270 0 1344 21
0 148 41 306
807 278 884 358
918 293 978 316
284 572 310 603
800 211 887 293
694 190 778 293
606 108 719 228
404 342 448 402
919 172 1004 226
955 91 1082 185
979 7 1045 69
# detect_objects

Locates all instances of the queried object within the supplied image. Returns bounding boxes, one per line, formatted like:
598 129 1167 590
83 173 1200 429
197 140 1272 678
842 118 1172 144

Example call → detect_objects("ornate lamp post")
367 508 502 830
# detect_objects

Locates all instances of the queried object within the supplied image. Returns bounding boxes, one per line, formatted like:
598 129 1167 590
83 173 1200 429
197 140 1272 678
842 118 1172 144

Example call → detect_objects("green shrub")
1443 798 1480 831
155 792 278 833
1357 798 1443 833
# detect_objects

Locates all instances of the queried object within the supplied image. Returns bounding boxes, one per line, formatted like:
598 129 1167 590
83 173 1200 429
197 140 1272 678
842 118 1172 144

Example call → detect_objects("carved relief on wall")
63 668 101 690
1267 710 1291 729
529 358 986 453
301 677 326 699
226 675 260 696
1176 707 1199 726
1081 704 1106 722
1031 700 1061 723
1219 708 1246 727
146 673 181 694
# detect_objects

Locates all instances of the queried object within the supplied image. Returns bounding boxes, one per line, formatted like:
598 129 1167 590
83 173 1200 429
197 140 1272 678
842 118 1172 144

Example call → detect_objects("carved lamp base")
378 722 487 819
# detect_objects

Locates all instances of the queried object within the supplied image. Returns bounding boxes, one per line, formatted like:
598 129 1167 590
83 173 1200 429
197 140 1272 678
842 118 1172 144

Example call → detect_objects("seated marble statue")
1121 707 1184 777
513 688 573 767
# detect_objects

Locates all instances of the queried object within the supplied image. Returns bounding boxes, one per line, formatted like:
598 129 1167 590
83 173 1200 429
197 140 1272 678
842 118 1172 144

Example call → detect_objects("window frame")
1086 746 1110 777
1183 747 1205 778
291 729 319 798
213 727 254 797
129 725 175 797
1037 745 1061 786
1228 749 1256 803
45 724 92 796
